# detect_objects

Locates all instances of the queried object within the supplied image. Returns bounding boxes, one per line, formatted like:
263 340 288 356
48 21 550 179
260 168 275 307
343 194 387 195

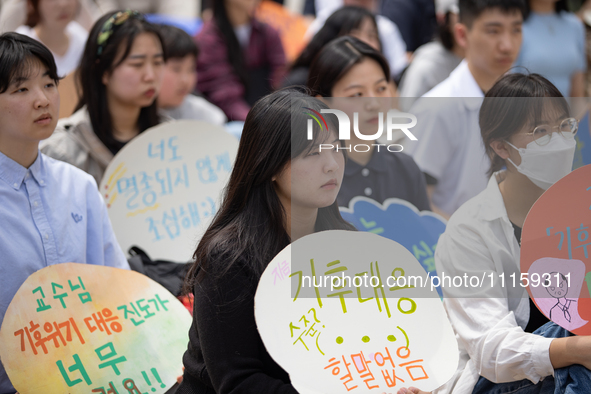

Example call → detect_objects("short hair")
156 24 199 59
459 0 527 28
479 73 568 176
0 32 60 94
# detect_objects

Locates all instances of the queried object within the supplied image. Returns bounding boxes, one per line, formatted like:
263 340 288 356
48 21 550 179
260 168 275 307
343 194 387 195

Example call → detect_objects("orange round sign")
521 165 591 335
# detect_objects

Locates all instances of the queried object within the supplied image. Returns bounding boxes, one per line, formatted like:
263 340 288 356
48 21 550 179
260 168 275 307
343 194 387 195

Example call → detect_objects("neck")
0 138 38 168
108 100 141 142
466 60 500 94
346 136 374 166
281 197 318 242
498 169 544 228
452 44 465 59
226 7 250 27
530 0 556 14
34 24 69 56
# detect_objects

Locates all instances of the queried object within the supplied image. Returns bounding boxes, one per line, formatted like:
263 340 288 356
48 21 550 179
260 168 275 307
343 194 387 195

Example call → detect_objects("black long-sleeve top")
176 259 299 394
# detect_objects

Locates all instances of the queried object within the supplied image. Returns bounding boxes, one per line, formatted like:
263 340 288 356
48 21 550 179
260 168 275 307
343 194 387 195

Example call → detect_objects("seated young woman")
176 88 355 393
307 36 430 211
433 73 591 394
40 10 165 184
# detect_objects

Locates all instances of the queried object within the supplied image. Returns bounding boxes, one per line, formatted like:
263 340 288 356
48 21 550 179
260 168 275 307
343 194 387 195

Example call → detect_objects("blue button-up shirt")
0 151 129 393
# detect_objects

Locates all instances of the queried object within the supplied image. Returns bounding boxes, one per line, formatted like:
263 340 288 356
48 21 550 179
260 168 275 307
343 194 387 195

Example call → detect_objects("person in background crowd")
435 72 591 394
405 0 525 219
195 0 286 121
40 10 166 185
514 0 586 97
305 0 408 80
14 0 87 77
0 0 99 33
398 5 463 103
0 32 129 394
284 6 381 88
307 36 430 211
380 0 437 52
156 24 226 125
94 0 199 19
176 89 354 393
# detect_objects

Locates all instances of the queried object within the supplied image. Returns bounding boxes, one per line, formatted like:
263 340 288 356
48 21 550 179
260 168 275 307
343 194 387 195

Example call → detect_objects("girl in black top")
177 89 354 393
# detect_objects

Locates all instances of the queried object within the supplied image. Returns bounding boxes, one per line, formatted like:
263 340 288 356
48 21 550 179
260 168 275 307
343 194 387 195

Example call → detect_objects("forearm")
550 336 591 369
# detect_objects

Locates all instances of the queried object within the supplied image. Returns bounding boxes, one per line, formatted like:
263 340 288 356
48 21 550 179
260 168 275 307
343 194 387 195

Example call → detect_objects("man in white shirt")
404 0 525 218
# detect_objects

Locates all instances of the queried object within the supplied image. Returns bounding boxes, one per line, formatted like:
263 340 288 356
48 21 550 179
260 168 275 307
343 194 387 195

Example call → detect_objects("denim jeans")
472 322 591 394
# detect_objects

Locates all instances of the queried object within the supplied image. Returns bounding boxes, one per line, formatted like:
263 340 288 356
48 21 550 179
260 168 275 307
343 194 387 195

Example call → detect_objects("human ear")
490 140 511 160
454 23 469 49
102 71 110 86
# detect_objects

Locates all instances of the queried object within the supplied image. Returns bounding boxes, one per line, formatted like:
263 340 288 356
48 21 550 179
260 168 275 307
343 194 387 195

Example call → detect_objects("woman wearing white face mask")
431 73 591 394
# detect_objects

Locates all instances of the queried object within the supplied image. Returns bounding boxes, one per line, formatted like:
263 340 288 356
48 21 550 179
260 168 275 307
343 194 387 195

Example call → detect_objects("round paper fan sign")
521 165 591 334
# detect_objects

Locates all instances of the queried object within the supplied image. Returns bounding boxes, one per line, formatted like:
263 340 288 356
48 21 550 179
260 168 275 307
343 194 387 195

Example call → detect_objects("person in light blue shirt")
514 0 586 97
0 32 129 394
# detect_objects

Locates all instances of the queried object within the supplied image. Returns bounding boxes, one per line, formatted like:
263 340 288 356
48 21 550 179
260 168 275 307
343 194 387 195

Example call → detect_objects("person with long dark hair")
40 10 166 184
433 73 591 393
176 89 354 393
283 6 380 88
307 36 430 211
514 0 585 97
195 0 286 121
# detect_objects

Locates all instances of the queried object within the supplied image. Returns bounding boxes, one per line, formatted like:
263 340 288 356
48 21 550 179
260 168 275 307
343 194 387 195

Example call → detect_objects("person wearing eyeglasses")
428 73 591 394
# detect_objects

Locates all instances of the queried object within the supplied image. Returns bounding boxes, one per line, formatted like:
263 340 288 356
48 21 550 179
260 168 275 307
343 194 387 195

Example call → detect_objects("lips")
144 89 156 98
321 179 338 189
34 113 52 125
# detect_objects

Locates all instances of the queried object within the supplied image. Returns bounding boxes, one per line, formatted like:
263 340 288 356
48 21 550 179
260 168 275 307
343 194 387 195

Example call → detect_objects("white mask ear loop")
503 140 523 170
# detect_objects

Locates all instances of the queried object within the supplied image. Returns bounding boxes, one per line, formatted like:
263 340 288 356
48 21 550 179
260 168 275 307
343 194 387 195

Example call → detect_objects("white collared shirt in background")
403 60 489 216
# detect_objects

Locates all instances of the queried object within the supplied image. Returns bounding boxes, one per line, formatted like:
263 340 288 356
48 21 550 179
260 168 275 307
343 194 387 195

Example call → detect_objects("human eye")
13 86 27 93
350 92 363 98
533 125 551 137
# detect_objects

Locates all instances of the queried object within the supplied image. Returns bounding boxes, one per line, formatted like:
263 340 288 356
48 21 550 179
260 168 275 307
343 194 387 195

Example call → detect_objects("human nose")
144 62 162 82
34 87 50 109
498 31 516 53
365 96 380 112
323 151 340 173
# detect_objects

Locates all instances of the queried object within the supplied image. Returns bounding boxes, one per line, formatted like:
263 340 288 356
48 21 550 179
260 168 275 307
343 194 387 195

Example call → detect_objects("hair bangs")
0 33 59 93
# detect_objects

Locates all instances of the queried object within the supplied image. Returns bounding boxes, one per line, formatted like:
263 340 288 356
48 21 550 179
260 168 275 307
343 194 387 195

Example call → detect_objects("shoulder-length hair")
306 36 390 97
291 6 380 71
75 11 166 153
479 72 568 176
184 88 354 292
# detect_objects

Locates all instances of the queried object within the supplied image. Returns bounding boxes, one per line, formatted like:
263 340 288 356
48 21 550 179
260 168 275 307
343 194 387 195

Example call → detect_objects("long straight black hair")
212 0 249 90
76 11 166 153
184 89 355 292
307 36 390 97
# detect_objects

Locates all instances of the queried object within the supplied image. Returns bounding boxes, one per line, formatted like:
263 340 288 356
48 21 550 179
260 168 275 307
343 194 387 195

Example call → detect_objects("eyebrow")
9 69 52 87
127 53 164 60
343 78 387 91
